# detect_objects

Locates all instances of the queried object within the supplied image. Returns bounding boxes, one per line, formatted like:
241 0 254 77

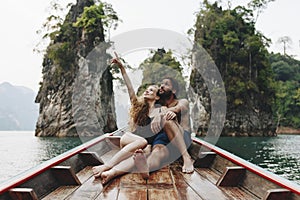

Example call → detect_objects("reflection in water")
215 135 300 184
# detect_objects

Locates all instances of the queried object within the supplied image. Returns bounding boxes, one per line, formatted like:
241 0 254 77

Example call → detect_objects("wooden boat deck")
42 150 259 200
1 133 299 200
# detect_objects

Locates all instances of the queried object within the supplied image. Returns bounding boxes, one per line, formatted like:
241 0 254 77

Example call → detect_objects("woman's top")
133 116 157 145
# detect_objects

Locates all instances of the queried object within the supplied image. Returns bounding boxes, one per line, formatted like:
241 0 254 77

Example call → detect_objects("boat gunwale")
0 132 112 195
192 136 300 196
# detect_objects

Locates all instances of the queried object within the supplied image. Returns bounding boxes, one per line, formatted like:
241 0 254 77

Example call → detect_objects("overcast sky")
0 0 299 92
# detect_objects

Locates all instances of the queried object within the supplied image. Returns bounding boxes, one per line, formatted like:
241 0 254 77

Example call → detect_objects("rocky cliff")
190 63 275 137
35 0 117 136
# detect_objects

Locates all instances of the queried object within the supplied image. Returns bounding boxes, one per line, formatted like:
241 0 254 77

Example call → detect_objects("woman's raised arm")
111 52 137 103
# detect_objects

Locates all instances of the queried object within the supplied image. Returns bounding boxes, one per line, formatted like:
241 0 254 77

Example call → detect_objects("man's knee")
163 119 176 130
152 145 169 158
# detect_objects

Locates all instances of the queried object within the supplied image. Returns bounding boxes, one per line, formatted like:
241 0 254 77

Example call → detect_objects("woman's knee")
120 133 129 147
120 132 147 149
137 138 148 149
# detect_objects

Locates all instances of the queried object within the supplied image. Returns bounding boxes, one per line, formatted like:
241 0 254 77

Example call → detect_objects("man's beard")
159 90 173 101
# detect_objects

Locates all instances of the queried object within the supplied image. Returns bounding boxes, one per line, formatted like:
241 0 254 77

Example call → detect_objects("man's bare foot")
133 149 149 179
92 165 110 178
182 156 194 173
100 169 117 185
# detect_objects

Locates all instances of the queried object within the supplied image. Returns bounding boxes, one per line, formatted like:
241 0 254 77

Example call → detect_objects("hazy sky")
0 0 299 92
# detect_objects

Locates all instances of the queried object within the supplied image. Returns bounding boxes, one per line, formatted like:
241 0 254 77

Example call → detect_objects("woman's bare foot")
100 169 117 185
182 156 194 173
92 165 110 178
133 149 149 179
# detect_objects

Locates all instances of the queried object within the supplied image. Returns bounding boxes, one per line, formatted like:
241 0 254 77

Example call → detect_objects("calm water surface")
0 131 83 183
0 132 299 185
215 134 300 184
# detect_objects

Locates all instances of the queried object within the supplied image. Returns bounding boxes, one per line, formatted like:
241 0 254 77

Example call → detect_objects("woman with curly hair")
92 53 174 181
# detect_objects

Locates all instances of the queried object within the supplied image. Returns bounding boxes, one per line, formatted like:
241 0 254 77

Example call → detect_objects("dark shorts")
151 130 192 148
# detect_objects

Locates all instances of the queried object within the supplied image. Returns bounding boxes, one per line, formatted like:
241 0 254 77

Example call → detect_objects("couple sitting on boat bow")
92 53 194 184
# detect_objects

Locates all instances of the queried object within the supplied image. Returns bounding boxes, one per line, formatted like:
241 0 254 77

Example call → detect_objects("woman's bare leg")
134 144 169 179
100 156 134 184
101 145 152 184
93 132 147 178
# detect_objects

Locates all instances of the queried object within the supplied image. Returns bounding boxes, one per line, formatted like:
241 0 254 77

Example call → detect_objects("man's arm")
166 99 189 114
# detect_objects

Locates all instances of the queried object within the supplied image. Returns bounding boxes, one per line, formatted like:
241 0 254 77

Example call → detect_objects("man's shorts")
152 130 192 149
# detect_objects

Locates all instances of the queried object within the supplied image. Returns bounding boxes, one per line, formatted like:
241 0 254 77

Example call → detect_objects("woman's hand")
111 52 123 68
151 115 162 134
111 57 123 67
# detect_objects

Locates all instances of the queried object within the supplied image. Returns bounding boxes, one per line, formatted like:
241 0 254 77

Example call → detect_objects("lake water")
0 131 83 183
215 134 300 184
0 131 299 185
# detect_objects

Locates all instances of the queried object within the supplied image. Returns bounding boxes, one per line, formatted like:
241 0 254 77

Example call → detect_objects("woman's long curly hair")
129 85 159 131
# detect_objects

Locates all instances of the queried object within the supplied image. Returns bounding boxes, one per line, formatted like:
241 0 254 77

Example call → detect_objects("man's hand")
165 111 176 120
151 115 162 134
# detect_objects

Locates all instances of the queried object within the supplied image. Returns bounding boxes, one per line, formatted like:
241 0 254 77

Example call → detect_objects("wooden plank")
218 187 259 200
263 189 292 200
42 186 79 200
147 166 173 188
195 168 220 184
95 189 119 200
170 165 203 200
175 167 231 200
118 188 147 200
211 155 237 174
148 188 178 200
17 169 62 199
42 166 97 200
96 177 120 200
105 136 121 149
216 166 246 187
194 152 216 168
99 149 120 164
9 188 38 200
65 176 103 200
194 167 258 200
119 173 146 188
79 152 103 166
242 171 282 198
76 166 94 184
51 166 81 186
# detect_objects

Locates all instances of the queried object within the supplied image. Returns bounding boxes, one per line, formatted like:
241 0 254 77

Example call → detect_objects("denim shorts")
152 130 192 148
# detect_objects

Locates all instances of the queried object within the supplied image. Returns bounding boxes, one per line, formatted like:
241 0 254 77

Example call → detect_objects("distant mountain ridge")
0 82 38 130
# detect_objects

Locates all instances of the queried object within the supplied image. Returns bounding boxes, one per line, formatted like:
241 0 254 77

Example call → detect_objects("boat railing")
192 136 300 196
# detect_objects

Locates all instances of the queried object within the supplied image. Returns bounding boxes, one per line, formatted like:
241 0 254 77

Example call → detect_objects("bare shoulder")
178 99 189 106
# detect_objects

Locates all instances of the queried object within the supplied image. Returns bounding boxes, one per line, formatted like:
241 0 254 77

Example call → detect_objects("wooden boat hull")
0 130 299 200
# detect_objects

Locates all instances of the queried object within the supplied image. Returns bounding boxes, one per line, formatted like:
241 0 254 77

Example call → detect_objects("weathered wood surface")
42 159 259 200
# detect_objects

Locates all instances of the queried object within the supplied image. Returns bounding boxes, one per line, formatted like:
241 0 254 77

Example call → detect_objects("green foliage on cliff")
270 53 300 128
73 3 119 35
138 49 187 98
41 0 119 87
192 0 275 111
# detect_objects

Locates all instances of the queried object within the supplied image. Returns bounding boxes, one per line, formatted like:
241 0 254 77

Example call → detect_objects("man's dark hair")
164 76 179 94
